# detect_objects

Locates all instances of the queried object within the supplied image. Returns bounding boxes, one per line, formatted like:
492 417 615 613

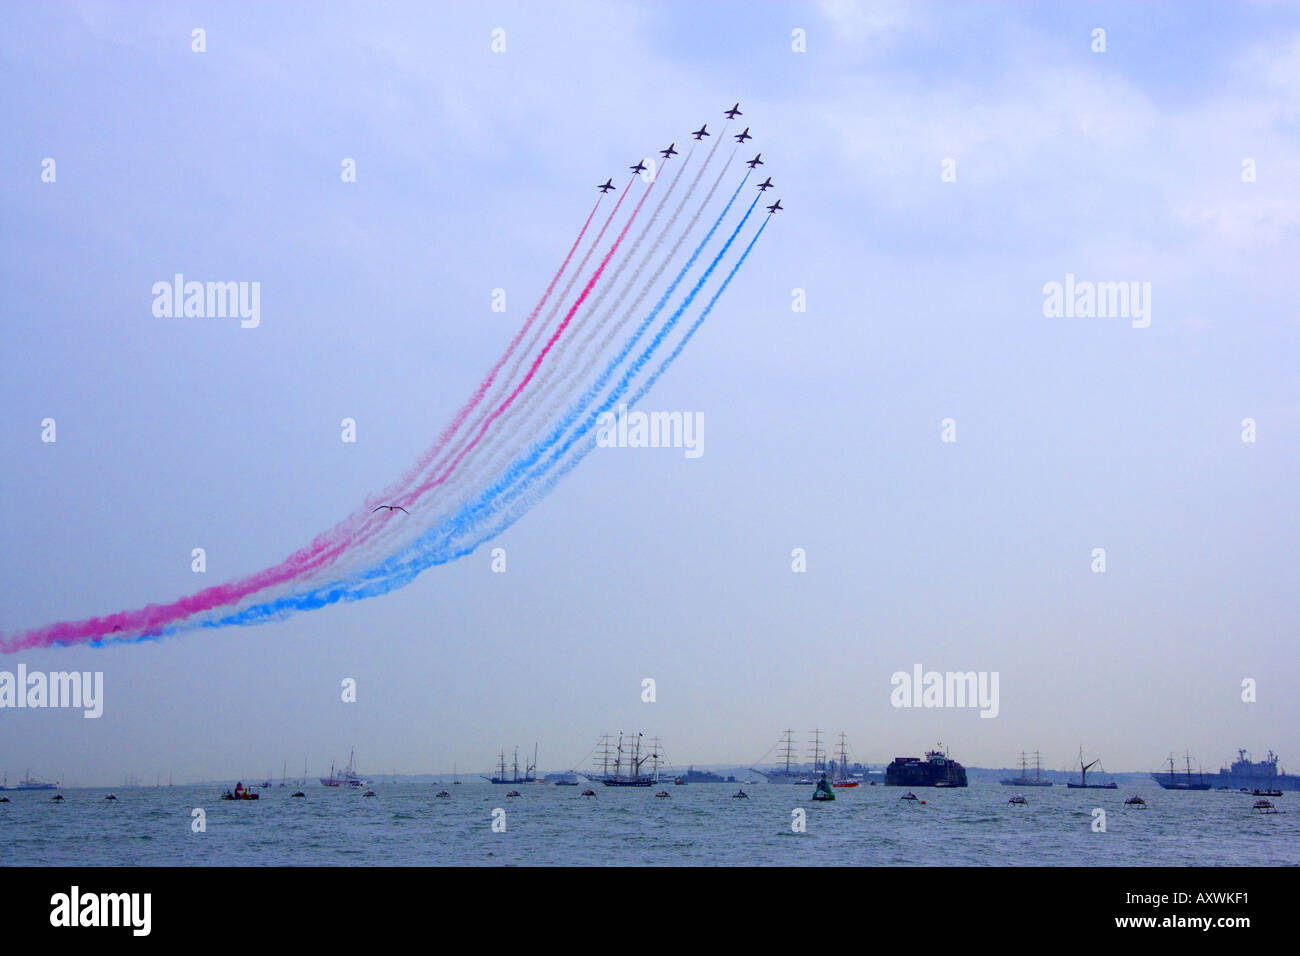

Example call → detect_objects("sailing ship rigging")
581 733 665 786
483 745 539 784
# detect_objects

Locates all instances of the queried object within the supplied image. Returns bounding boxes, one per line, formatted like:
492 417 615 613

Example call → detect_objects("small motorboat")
674 776 686 785
581 789 596 797
1253 788 1282 797
221 790 259 801
1008 794 1027 805
363 790 377 797
899 792 919 801
291 791 305 798
105 794 117 801
506 790 521 797
732 789 749 799
0 796 9 803
832 780 859 788
435 790 450 798
1253 799 1278 814
52 794 65 801
1124 795 1146 807
554 779 578 786
655 791 671 798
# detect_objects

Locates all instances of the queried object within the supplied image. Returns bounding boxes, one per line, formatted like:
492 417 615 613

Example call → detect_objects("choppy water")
1 780 1295 866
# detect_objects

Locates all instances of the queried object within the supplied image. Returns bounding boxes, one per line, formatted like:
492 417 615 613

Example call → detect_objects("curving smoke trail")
328 143 729 580
280 171 661 583
166 208 773 639
396 173 640 511
159 191 768 638
1 120 777 653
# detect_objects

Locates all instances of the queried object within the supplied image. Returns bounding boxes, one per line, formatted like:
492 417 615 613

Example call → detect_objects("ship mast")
808 729 825 775
782 730 796 775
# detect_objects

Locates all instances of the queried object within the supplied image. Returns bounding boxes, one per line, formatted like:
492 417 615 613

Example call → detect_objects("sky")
1 1 1297 785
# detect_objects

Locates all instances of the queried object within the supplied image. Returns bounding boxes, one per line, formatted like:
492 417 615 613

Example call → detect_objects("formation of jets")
593 103 783 214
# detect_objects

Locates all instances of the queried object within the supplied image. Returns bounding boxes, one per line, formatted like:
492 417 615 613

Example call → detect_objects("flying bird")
372 505 410 515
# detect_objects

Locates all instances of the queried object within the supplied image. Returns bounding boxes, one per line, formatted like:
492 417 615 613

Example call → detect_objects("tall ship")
885 745 968 787
319 748 367 788
1000 751 1053 787
1066 747 1117 789
581 733 664 787
1152 752 1210 790
483 745 539 784
831 732 860 788
750 729 828 784
1213 749 1299 791
17 772 58 791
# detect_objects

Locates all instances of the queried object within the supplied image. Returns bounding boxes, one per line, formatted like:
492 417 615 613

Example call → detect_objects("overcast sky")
1 1 1297 785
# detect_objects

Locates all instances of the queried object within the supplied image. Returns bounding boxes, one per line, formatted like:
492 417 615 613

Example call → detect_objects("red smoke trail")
0 194 611 651
396 174 657 505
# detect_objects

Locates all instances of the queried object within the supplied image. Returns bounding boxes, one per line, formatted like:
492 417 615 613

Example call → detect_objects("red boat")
832 781 859 788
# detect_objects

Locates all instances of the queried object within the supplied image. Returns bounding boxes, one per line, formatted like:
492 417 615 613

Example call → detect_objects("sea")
2 780 1295 866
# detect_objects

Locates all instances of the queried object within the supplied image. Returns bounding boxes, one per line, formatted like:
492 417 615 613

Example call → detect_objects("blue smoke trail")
134 187 769 642
324 190 764 597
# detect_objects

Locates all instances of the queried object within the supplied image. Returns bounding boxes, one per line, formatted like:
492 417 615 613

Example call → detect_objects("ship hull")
1066 783 1117 789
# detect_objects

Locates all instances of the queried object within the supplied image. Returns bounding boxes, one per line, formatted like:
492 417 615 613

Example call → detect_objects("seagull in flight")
372 505 410 515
